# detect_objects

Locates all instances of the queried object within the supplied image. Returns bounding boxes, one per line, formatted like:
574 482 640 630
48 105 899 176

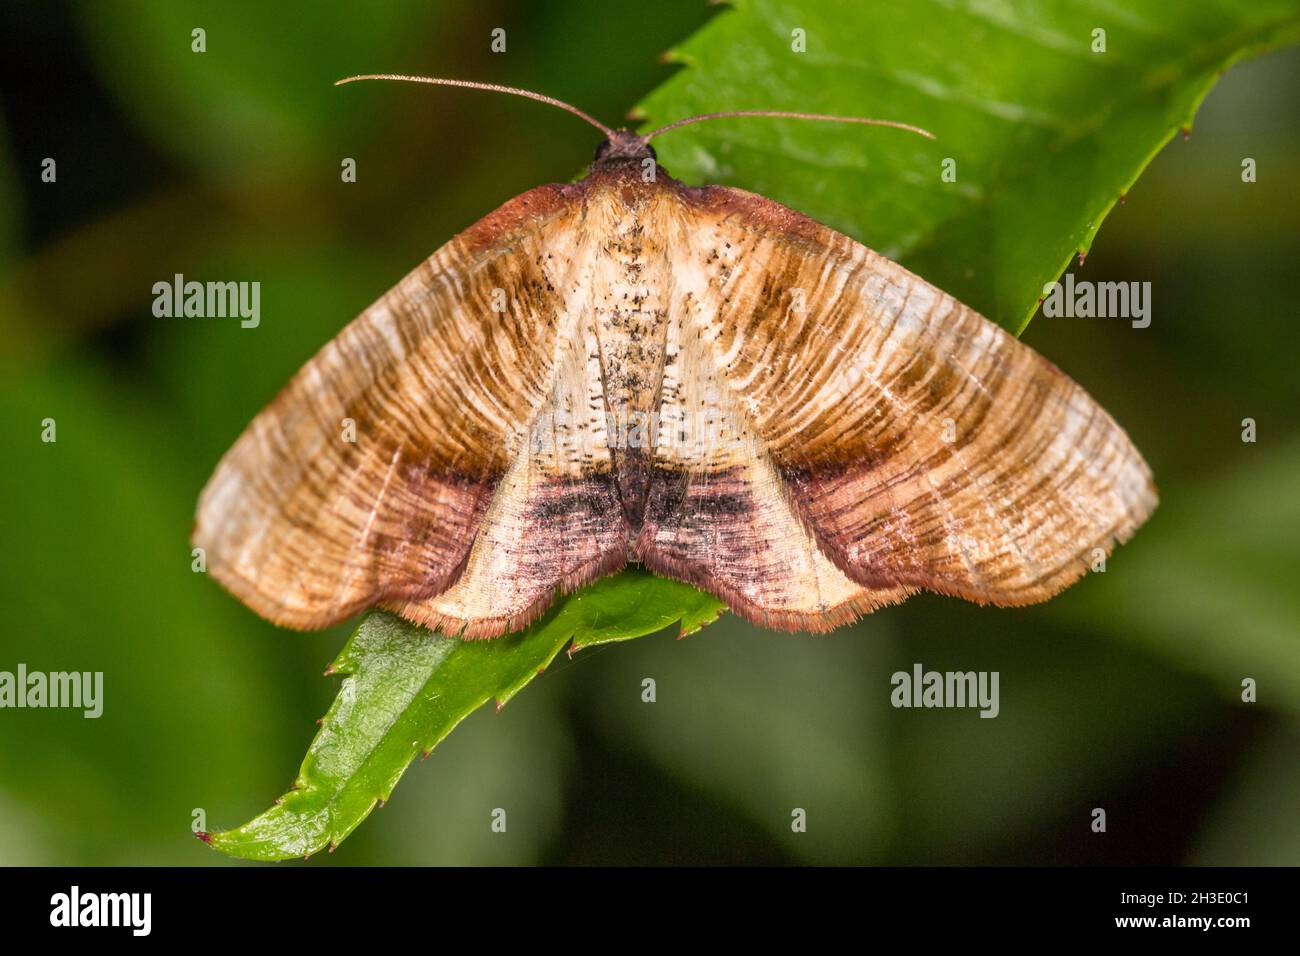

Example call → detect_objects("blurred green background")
0 0 1297 865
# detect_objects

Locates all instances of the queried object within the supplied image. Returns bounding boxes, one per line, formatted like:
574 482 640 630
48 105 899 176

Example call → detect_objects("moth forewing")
196 118 1154 636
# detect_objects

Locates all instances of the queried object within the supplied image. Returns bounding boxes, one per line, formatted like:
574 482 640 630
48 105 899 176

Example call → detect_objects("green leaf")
637 0 1300 332
204 568 723 860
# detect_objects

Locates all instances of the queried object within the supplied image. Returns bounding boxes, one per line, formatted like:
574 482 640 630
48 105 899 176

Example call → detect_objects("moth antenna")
335 74 616 139
643 109 935 142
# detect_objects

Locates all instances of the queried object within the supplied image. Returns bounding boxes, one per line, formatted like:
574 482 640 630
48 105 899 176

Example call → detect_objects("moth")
194 76 1156 638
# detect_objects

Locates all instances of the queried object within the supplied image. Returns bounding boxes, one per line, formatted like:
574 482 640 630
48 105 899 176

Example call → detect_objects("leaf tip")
194 830 213 845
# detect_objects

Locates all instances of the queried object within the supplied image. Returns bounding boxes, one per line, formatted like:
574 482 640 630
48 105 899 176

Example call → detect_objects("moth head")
593 130 656 166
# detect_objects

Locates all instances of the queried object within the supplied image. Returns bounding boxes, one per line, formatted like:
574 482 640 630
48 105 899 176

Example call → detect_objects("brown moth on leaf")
193 76 1156 638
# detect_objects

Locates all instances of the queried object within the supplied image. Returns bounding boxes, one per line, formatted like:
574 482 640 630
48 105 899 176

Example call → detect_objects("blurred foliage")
78 1 450 178
1057 438 1300 710
0 0 1297 866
